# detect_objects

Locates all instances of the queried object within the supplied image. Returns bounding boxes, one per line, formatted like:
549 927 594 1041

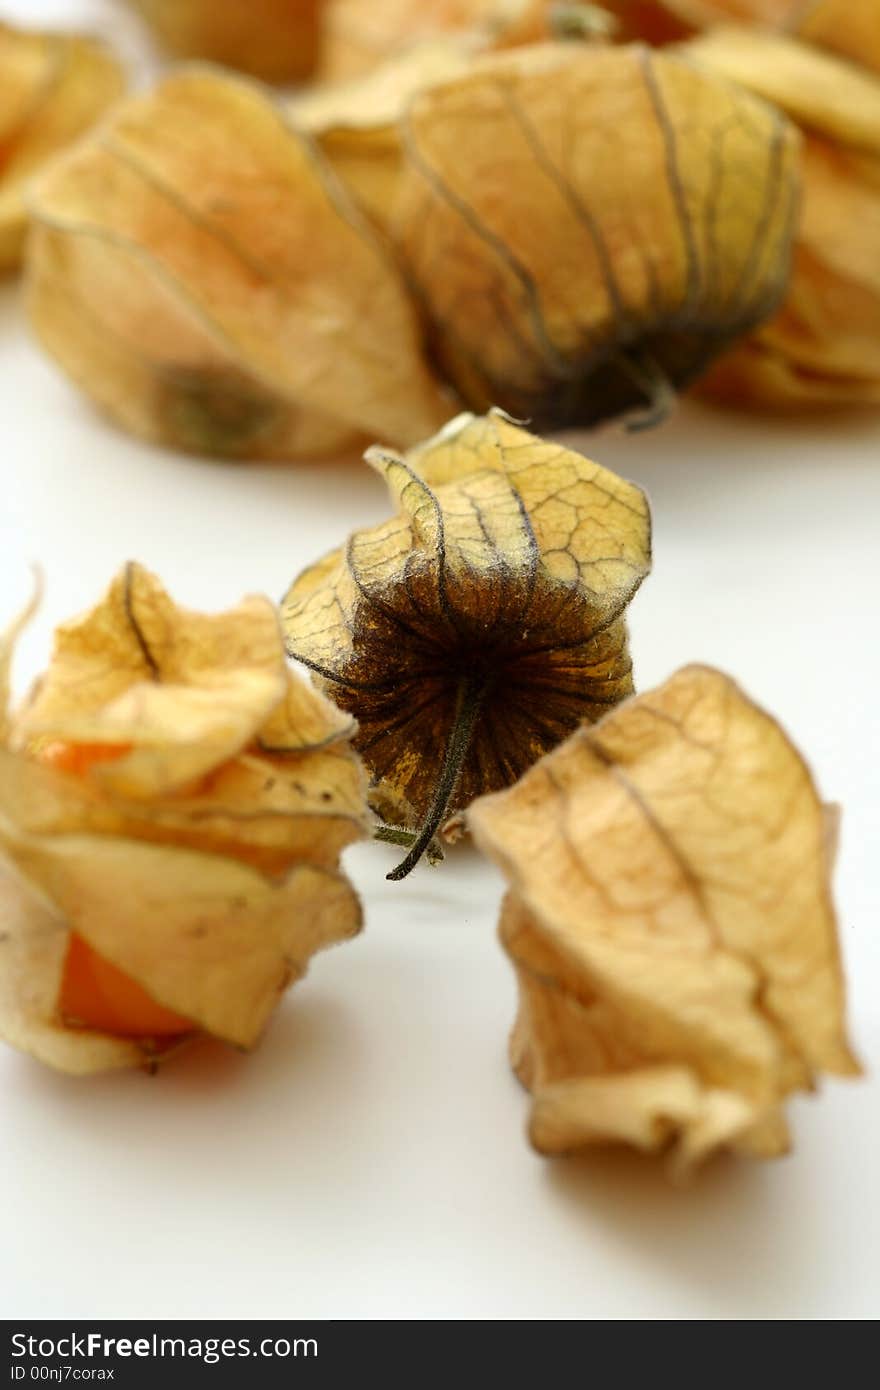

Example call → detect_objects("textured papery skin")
25 68 450 462
699 139 880 406
127 0 322 83
0 20 124 273
282 410 651 830
290 36 481 234
650 0 880 54
683 26 880 408
0 565 368 1073
468 664 860 1173
26 39 800 458
796 0 880 78
391 41 800 428
318 0 547 81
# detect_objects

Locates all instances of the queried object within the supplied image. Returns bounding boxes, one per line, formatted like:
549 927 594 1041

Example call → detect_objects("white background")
1 0 878 1322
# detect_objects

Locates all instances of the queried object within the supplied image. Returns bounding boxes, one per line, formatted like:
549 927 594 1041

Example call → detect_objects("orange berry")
38 741 131 777
58 933 193 1039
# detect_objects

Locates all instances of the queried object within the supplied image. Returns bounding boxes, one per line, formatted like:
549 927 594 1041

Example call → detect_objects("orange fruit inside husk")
38 740 195 1040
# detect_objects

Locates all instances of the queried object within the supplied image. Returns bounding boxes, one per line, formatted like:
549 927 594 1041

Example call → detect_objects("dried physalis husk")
290 37 482 231
0 20 124 274
0 565 367 1074
675 0 880 42
125 0 321 83
319 0 548 81
796 0 880 78
626 0 806 26
25 68 449 462
597 0 880 56
684 27 880 406
282 410 650 879
700 138 880 407
392 41 799 430
294 15 612 232
683 25 880 155
291 17 608 235
469 665 860 1173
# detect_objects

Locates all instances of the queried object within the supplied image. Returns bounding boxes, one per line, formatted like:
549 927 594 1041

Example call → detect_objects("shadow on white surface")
542 1150 817 1313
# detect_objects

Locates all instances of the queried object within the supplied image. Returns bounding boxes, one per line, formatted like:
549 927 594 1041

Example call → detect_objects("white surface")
2 0 879 1324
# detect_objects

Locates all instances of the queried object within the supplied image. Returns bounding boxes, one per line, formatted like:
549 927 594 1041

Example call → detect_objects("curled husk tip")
468 664 860 1173
0 19 124 274
282 409 650 877
680 25 880 407
0 564 368 1074
25 66 449 462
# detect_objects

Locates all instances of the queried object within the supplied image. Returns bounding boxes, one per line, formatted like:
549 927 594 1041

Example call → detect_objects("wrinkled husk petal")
682 25 880 156
126 0 321 83
796 0 880 78
282 410 650 825
27 225 364 461
0 833 361 1053
0 567 367 1073
469 664 859 1172
701 137 880 406
642 0 880 67
290 37 481 229
0 572 41 746
684 26 880 407
319 0 547 81
5 564 367 865
0 21 124 274
14 565 288 790
0 867 144 1075
392 41 799 428
26 68 449 461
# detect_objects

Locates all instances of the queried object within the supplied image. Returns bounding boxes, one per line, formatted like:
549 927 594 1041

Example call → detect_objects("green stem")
373 822 444 866
386 675 484 882
611 347 676 431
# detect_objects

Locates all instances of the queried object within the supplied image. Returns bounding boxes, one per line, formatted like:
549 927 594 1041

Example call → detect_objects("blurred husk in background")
7 0 879 449
679 23 880 407
317 0 550 80
0 20 124 274
123 0 322 83
24 68 450 461
24 39 799 458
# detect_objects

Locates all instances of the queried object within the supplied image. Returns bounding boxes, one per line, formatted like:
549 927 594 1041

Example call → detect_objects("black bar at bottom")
3 1320 555 1386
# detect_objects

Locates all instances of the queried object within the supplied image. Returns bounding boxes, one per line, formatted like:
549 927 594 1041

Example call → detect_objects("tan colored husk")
125 0 322 83
682 25 880 155
700 136 880 406
0 20 124 274
26 68 450 461
0 565 367 1073
797 0 880 78
641 0 880 61
391 41 799 428
683 25 880 406
0 868 144 1075
469 664 859 1173
290 37 481 229
318 0 548 81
